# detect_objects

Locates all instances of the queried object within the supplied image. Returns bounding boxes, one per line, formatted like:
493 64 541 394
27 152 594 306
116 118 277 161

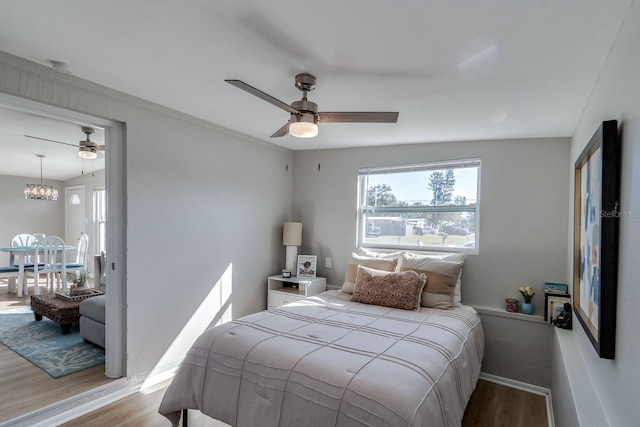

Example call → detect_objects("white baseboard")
0 378 138 427
479 372 555 427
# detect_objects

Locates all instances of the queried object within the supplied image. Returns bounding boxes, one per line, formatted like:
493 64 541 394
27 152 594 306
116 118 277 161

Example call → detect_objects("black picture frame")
573 120 620 359
546 294 571 323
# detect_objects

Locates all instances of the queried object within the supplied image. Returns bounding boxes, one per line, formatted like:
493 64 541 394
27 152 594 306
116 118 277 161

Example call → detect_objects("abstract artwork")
573 120 619 359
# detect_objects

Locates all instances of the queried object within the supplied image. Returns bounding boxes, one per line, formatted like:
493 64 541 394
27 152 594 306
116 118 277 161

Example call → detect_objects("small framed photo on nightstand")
297 255 317 278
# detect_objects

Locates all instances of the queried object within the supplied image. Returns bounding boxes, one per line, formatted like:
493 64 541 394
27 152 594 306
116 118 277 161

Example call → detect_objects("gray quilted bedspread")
159 290 484 426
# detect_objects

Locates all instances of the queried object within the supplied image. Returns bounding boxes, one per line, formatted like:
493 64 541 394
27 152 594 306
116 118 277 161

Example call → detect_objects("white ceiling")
0 0 633 178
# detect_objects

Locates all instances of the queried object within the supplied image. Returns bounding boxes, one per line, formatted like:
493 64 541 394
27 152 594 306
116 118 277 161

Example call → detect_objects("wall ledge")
554 328 608 426
469 304 547 323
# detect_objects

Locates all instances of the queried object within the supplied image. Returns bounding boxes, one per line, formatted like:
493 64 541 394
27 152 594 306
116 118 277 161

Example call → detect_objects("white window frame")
357 158 481 254
93 187 106 255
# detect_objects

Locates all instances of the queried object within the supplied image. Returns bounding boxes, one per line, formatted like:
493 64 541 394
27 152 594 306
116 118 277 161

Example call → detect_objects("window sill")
468 304 547 323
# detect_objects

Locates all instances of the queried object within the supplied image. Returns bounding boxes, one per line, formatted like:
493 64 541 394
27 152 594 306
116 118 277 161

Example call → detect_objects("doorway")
65 185 86 264
0 92 126 417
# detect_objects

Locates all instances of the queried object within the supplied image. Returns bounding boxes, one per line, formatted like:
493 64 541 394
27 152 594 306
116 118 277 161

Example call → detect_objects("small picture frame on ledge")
297 255 317 278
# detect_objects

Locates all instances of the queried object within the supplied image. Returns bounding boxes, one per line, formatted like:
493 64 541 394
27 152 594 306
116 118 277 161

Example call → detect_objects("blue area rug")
0 308 104 378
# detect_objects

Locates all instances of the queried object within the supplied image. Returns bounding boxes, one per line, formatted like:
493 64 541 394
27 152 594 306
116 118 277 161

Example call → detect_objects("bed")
158 289 484 426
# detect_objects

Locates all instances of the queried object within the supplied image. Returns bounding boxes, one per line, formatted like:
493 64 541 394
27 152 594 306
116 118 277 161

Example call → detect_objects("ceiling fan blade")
24 134 78 148
270 122 289 138
318 112 399 123
81 141 106 151
226 80 301 115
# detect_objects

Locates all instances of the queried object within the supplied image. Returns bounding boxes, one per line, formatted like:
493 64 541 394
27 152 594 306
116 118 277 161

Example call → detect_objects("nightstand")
267 275 327 309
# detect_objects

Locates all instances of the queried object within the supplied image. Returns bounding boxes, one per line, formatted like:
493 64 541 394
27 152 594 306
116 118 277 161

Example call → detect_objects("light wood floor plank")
62 380 226 427
462 380 548 427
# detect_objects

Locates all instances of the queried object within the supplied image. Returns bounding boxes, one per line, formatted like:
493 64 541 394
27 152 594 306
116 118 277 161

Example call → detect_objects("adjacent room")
0 1 638 426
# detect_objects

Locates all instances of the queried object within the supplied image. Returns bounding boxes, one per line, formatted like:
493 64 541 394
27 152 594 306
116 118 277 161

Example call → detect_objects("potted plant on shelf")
519 285 535 315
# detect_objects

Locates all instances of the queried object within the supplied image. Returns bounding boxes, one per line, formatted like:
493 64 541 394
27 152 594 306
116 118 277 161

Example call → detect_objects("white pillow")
357 248 404 259
402 252 465 306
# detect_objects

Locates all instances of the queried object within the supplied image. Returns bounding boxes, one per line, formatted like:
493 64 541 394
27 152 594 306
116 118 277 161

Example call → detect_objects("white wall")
555 1 640 424
0 174 64 263
0 51 293 380
292 137 570 386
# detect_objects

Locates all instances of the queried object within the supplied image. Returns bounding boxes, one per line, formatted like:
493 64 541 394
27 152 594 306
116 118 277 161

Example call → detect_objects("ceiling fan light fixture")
289 113 318 138
78 144 98 159
78 126 99 158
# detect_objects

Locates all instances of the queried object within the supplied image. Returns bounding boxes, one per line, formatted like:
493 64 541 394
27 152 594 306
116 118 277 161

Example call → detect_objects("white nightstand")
267 275 327 309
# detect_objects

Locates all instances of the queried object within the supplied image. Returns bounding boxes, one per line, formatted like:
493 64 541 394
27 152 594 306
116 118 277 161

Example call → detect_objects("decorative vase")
521 302 534 315
70 281 91 296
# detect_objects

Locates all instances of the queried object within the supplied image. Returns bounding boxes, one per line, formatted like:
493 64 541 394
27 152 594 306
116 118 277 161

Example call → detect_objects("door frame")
0 92 126 378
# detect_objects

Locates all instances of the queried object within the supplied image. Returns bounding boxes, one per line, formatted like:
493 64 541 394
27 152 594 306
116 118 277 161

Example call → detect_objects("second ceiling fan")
225 73 399 138
25 126 105 159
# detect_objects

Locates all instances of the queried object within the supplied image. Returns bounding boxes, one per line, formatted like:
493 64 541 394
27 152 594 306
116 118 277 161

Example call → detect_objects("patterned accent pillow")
400 258 463 309
351 266 427 311
341 255 398 294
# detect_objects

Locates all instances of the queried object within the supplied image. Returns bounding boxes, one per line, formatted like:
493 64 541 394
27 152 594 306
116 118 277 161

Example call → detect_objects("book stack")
544 282 571 322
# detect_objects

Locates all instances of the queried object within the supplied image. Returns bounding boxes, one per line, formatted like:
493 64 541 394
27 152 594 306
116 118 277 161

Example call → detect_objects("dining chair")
62 233 89 279
5 233 37 294
24 236 67 294
12 233 37 246
0 266 20 285
11 233 38 267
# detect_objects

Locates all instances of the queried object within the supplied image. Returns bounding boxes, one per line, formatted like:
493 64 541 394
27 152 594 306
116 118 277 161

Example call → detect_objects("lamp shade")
283 222 302 246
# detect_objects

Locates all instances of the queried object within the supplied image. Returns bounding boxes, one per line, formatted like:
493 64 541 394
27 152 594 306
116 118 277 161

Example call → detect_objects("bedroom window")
358 158 480 253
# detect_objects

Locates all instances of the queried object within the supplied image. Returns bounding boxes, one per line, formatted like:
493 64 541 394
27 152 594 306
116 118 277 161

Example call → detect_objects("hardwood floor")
62 380 228 427
0 280 113 424
462 380 548 427
62 379 549 426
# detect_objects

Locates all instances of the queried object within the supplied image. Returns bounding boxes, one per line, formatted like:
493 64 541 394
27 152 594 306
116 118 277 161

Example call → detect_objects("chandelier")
24 154 58 201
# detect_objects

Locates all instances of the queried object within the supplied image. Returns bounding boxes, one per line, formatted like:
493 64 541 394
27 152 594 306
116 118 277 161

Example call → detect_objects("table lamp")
283 222 302 276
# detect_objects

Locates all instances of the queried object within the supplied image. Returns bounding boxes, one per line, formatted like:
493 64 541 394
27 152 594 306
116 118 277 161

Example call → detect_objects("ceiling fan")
25 126 105 159
225 73 399 138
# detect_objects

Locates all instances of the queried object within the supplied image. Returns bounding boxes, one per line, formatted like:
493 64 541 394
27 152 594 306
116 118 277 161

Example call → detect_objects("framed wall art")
573 120 620 359
297 255 317 278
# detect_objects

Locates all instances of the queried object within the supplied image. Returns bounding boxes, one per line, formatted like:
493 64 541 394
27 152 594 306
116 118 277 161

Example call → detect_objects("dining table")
0 245 75 297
